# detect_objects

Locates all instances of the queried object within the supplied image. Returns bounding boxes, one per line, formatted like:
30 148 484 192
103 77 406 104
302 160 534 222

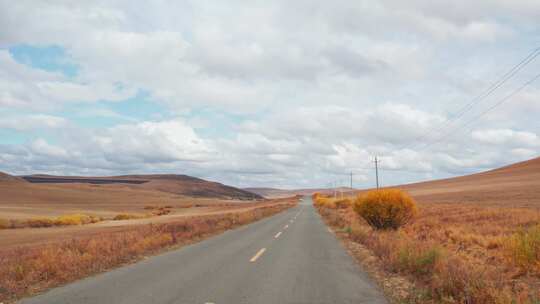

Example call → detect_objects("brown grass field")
315 156 540 303
0 173 298 302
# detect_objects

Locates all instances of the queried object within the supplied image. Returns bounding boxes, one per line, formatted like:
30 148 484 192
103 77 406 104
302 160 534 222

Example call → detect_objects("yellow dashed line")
250 248 266 262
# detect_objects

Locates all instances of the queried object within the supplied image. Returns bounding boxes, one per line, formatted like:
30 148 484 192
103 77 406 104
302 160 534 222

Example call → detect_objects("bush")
354 189 417 230
312 193 339 208
113 214 147 220
26 218 55 228
504 224 540 273
54 214 101 226
0 218 10 229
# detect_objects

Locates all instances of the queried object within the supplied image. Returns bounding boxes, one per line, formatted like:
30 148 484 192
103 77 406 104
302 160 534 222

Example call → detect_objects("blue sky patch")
9 44 79 77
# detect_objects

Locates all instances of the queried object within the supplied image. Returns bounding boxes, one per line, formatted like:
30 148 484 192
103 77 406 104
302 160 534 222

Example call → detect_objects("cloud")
0 1 539 188
30 138 68 158
0 50 135 110
0 114 67 131
87 119 213 164
471 129 540 147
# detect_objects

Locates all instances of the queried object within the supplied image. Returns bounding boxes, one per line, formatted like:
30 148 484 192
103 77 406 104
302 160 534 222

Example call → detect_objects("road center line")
250 248 266 262
274 231 282 238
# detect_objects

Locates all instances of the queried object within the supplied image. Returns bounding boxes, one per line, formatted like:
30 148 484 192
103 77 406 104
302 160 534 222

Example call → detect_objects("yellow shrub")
504 224 540 272
0 218 10 229
54 214 101 226
312 193 339 208
354 189 417 230
113 213 147 220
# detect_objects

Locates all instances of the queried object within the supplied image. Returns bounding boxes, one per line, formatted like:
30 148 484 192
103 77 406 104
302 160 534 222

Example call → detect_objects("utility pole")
374 156 380 189
350 171 353 190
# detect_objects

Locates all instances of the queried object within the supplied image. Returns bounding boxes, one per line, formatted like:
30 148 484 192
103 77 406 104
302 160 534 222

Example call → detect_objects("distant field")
0 181 219 220
0 172 280 251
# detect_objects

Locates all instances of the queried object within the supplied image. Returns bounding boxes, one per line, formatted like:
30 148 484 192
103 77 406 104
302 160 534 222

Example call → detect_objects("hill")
0 171 25 183
22 174 262 200
386 156 540 207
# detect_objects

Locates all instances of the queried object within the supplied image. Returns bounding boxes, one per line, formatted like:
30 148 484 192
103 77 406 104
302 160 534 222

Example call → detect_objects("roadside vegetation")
0 200 297 303
0 214 103 229
0 206 177 230
314 190 540 303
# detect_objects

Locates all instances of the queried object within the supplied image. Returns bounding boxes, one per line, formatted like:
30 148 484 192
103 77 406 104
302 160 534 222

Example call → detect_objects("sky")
0 1 539 189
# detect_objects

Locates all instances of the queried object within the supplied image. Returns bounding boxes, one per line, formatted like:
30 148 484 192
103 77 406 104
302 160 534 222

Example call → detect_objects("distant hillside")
22 174 263 200
372 156 540 207
0 172 25 183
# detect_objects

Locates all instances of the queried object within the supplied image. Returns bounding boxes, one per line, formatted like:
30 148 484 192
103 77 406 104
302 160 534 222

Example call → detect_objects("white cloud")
471 129 540 147
30 138 68 158
0 1 539 188
0 50 135 109
0 114 67 131
92 119 212 164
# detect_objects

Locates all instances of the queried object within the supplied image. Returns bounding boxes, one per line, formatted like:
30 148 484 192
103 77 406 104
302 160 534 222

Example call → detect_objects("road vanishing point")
20 197 387 304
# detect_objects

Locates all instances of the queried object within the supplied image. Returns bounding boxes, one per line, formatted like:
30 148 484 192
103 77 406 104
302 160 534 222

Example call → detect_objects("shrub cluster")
353 189 417 230
54 214 101 226
2 214 103 229
312 193 353 209
113 213 148 221
320 207 520 303
143 205 173 216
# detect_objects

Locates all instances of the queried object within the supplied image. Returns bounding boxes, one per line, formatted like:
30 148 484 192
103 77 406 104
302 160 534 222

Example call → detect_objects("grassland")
314 157 540 303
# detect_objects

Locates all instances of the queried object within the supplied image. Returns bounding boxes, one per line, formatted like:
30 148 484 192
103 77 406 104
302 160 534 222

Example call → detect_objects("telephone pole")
374 156 380 189
350 171 353 189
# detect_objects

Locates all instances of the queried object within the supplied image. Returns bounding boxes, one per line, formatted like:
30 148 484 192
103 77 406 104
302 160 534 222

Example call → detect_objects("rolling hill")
21 174 262 200
0 171 25 183
382 156 540 207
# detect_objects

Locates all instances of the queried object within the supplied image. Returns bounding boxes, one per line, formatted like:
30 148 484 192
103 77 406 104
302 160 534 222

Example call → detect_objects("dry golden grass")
112 213 149 221
0 201 297 303
54 214 101 225
316 201 540 303
504 224 540 273
1 214 104 229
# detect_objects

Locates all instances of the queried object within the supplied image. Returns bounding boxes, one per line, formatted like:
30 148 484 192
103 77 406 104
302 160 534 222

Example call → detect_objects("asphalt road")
20 197 388 304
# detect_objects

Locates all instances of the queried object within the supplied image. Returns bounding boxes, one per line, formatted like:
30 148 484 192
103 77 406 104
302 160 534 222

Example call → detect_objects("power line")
417 72 540 151
399 47 540 152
